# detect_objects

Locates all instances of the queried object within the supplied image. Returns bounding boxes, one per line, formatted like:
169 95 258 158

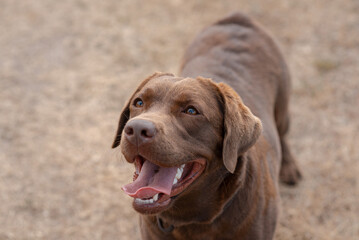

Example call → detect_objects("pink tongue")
122 160 178 199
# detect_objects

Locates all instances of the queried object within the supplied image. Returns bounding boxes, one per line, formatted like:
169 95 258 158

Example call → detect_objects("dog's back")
181 12 291 179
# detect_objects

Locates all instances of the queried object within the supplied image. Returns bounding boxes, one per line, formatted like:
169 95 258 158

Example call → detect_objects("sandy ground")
0 0 358 239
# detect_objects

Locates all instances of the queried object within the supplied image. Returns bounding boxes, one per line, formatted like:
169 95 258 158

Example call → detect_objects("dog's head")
112 72 262 218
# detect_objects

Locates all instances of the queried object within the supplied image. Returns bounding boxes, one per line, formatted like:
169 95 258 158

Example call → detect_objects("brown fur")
112 12 301 239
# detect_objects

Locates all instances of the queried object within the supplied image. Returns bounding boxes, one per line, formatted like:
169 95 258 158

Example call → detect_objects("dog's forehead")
140 76 219 104
140 76 183 95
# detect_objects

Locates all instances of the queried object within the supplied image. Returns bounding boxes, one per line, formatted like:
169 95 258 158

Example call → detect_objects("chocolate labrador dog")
112 12 301 240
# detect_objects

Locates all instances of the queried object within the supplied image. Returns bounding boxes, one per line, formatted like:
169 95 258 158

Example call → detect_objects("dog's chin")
131 158 206 215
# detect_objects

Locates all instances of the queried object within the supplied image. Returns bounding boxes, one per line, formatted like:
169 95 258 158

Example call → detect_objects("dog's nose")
124 119 156 146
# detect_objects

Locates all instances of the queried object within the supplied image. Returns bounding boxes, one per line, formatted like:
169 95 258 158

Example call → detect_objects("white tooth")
173 165 186 185
176 167 183 178
153 193 159 201
135 198 155 204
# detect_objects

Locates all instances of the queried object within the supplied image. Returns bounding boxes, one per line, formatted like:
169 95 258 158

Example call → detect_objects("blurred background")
0 0 358 239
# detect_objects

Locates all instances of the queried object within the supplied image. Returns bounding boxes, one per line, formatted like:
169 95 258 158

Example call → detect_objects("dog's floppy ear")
218 83 262 173
111 72 174 148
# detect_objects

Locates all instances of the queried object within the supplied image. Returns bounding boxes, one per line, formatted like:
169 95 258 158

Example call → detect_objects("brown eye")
184 106 199 115
134 98 144 108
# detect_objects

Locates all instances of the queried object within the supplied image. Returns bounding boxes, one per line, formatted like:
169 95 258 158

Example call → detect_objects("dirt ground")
0 0 358 239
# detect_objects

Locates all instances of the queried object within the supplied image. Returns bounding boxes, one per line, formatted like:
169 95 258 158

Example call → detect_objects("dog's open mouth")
122 156 206 213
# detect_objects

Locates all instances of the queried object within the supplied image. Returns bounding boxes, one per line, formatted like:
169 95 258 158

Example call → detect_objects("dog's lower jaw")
141 156 270 239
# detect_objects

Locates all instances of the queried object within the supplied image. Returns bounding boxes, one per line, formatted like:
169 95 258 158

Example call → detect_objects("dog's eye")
134 98 144 108
184 106 199 115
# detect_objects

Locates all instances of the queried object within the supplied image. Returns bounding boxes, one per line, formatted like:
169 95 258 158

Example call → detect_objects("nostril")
141 130 148 138
141 128 155 138
125 126 134 136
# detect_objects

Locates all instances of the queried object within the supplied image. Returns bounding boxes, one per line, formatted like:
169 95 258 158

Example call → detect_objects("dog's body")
113 13 301 240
